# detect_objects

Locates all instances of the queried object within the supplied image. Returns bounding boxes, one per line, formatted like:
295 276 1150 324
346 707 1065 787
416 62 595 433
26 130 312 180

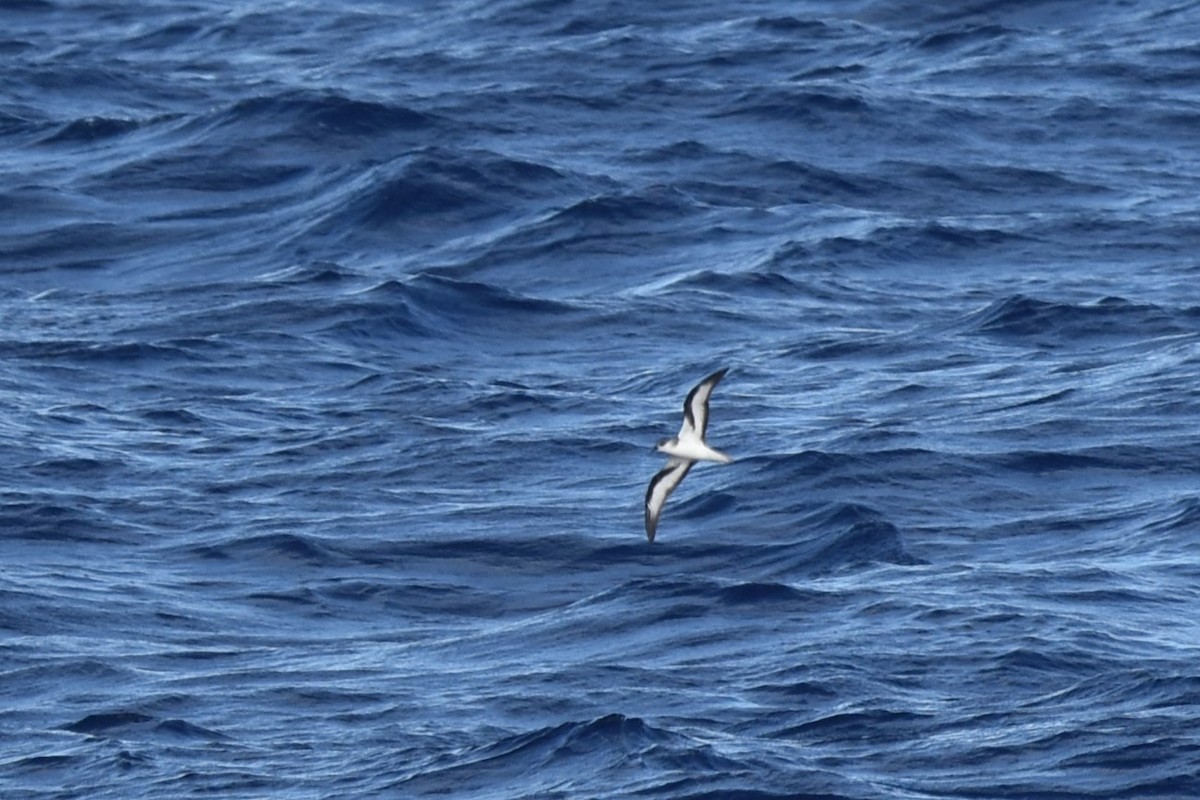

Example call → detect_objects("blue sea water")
4 0 1200 797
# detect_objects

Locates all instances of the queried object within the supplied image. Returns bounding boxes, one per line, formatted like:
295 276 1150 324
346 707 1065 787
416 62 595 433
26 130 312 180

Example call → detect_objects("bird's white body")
655 435 732 463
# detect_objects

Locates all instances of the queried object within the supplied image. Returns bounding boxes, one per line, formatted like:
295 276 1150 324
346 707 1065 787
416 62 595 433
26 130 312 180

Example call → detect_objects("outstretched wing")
679 367 729 440
644 458 694 542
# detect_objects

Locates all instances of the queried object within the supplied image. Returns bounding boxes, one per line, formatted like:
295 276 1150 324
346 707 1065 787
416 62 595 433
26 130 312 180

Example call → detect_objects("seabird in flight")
644 368 733 541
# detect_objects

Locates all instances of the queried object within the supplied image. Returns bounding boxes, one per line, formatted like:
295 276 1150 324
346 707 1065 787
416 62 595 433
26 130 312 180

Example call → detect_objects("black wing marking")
681 367 728 439
644 458 694 542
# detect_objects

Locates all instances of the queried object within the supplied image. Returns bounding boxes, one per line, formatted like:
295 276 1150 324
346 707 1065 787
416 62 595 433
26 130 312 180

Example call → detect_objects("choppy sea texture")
4 1 1200 798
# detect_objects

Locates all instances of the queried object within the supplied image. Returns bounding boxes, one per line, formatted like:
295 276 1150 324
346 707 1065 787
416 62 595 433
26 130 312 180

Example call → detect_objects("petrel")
644 368 733 541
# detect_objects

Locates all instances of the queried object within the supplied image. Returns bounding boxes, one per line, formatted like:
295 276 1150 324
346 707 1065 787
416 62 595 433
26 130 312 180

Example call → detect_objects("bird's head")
653 436 673 453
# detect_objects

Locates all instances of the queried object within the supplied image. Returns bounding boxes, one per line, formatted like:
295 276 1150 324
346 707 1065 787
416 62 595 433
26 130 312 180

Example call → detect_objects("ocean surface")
4 1 1200 797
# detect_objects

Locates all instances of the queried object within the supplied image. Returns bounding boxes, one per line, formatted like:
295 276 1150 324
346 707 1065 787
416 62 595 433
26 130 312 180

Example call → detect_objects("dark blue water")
4 1 1200 797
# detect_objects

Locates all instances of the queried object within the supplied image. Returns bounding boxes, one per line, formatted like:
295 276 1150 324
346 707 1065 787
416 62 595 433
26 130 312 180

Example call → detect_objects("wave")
1143 495 1200 537
0 498 126 543
312 146 574 236
39 115 143 144
662 268 821 299
447 182 708 275
964 294 1193 341
795 502 917 571
393 714 683 794
713 86 871 122
389 713 875 800
190 531 342 566
319 271 582 347
62 711 228 741
222 90 436 139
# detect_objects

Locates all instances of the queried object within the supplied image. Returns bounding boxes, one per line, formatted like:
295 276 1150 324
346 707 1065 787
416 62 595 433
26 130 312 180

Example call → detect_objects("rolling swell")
5 1 1200 799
